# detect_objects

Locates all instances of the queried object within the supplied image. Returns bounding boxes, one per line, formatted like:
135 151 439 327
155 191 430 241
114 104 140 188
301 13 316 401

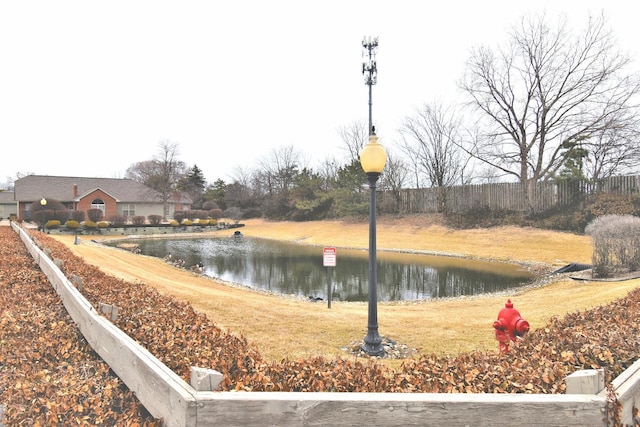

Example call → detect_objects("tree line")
126 13 640 221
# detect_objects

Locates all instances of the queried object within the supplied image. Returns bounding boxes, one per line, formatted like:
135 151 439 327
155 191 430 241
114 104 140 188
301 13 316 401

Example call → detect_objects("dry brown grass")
50 216 640 367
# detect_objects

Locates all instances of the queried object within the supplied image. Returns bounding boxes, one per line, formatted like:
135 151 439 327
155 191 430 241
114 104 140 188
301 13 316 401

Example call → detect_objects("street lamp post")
40 198 47 232
360 133 387 356
360 36 386 357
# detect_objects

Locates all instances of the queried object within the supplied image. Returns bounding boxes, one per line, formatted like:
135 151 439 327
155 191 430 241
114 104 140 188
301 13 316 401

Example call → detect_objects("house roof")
0 191 15 204
14 175 164 203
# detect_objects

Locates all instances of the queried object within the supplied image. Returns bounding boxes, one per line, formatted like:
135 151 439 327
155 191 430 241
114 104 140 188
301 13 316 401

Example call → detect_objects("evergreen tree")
178 164 207 209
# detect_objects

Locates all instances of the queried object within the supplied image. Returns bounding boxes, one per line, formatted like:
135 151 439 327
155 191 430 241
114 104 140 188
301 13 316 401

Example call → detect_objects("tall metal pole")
361 36 384 357
362 171 384 356
362 36 378 136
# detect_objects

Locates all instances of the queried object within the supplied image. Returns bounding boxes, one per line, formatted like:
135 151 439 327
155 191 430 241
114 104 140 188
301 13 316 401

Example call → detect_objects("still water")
117 236 533 302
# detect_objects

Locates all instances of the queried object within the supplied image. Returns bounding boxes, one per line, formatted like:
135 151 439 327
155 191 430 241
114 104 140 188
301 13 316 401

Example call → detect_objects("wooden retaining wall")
14 222 640 426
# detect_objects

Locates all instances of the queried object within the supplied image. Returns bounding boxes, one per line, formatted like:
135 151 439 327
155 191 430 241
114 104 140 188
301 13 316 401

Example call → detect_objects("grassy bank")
51 216 640 366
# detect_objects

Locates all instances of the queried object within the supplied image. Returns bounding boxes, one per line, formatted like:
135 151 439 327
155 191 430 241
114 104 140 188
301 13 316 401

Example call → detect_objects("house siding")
119 203 160 220
77 189 118 220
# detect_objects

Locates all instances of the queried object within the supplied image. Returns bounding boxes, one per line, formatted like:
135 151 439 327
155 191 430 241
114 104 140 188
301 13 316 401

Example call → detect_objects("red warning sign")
323 247 336 267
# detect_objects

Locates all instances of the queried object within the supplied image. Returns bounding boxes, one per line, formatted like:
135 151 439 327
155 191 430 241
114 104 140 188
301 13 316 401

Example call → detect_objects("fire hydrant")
493 299 529 353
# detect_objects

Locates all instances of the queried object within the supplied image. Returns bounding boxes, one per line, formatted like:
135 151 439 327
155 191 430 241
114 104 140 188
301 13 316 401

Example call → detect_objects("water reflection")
116 236 533 302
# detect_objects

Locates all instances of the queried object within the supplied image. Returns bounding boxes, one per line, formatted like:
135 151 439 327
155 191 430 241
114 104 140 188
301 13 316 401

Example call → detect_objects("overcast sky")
1 1 637 186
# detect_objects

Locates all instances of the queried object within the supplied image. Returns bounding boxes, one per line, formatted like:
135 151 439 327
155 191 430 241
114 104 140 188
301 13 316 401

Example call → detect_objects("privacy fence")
380 175 640 214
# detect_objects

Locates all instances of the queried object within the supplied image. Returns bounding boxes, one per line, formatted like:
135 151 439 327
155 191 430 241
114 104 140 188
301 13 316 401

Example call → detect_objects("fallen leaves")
0 228 160 426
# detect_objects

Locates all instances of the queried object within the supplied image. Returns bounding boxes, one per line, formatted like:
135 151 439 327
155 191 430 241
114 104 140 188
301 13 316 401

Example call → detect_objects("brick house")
13 175 192 222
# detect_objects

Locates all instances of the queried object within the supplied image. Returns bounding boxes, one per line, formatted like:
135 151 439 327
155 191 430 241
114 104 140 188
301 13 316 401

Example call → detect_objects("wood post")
190 367 224 391
99 302 119 322
566 369 605 394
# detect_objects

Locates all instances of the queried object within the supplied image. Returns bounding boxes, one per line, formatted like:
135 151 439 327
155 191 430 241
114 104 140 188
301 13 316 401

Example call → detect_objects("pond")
111 236 534 302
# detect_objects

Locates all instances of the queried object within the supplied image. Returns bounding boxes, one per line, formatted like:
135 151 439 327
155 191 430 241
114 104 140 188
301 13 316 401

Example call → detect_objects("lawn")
51 215 640 366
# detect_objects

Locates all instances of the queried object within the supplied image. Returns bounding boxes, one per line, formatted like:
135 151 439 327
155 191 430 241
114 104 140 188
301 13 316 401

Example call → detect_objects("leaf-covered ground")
0 228 161 426
2 226 640 425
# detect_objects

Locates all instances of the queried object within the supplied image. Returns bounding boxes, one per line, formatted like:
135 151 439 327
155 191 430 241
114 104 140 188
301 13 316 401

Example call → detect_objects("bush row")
43 217 220 231
173 209 223 223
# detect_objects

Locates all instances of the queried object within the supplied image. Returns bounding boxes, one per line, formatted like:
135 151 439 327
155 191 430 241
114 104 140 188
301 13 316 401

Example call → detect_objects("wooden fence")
12 221 640 426
380 175 640 214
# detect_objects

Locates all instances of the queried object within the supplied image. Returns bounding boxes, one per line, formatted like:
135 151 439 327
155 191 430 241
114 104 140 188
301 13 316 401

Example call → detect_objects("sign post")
323 247 336 308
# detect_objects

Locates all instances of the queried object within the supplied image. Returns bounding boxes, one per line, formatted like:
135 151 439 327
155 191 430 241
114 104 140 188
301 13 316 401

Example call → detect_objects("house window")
91 199 106 214
122 204 136 216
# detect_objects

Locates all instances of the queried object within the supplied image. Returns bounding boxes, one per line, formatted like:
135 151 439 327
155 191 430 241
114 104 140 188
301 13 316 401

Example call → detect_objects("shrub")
109 215 127 227
202 201 219 210
173 211 185 223
97 221 109 229
182 219 193 226
45 219 61 230
585 193 640 218
65 220 80 230
224 207 244 224
179 210 209 220
208 208 223 219
526 204 587 232
87 209 104 222
169 220 180 227
52 209 71 223
29 199 69 224
84 220 97 229
148 215 162 225
132 216 146 226
71 210 85 222
196 210 209 220
585 214 640 277
445 207 526 229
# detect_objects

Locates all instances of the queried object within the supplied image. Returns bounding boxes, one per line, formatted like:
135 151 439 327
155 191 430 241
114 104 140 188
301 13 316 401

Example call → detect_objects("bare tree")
399 102 467 212
585 123 640 182
460 13 640 210
316 157 340 190
225 166 260 214
256 145 304 195
337 120 369 164
125 160 158 185
126 140 187 220
3 172 33 190
380 150 409 214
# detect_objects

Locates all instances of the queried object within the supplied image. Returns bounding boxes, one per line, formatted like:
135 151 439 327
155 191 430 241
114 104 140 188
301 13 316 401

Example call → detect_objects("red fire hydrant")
493 299 529 353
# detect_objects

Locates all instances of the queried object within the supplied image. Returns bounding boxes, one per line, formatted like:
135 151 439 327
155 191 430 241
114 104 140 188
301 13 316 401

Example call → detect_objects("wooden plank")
602 358 640 425
193 392 606 427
